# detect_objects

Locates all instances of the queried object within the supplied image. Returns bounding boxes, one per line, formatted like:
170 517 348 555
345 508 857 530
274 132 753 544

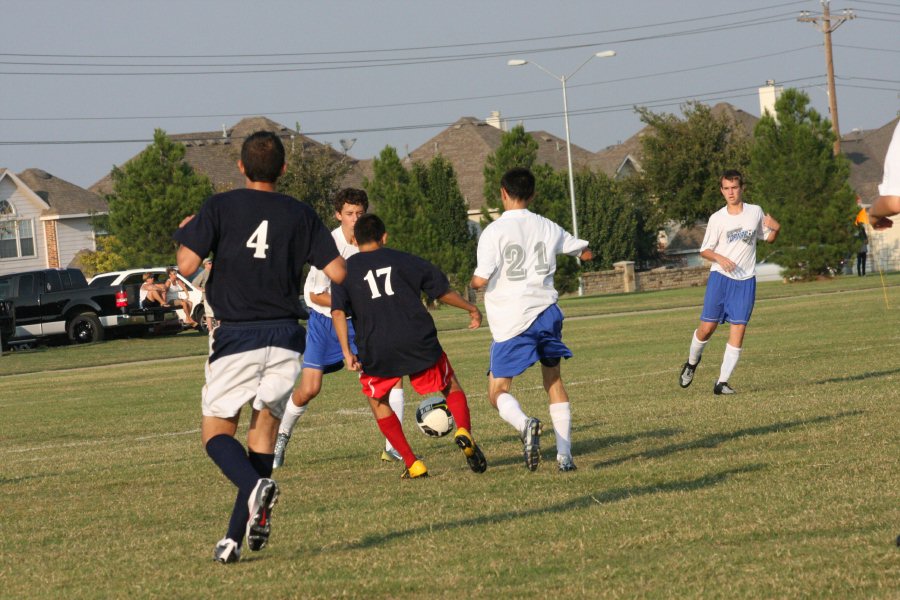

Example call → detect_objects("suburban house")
0 168 107 277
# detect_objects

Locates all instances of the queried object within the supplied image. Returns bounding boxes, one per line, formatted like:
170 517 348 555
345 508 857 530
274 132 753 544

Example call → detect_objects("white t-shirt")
303 226 358 317
878 120 900 197
474 208 588 342
700 203 767 281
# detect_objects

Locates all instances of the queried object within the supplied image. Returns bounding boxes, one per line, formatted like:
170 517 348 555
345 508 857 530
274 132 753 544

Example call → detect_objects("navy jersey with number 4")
331 247 450 377
174 188 338 321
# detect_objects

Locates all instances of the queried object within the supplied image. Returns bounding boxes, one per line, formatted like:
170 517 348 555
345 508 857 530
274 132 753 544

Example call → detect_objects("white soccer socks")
278 402 307 437
549 402 572 462
496 392 529 434
718 343 742 384
385 387 405 452
688 330 709 365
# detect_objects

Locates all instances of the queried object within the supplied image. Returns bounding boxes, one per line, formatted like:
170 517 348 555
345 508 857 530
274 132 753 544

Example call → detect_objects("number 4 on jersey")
246 221 270 259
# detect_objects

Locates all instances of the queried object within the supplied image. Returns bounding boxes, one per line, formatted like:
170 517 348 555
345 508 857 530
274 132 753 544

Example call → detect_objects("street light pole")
508 50 615 296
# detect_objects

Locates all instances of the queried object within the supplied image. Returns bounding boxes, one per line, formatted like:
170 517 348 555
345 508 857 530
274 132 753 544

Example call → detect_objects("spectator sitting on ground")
165 267 198 327
140 273 168 307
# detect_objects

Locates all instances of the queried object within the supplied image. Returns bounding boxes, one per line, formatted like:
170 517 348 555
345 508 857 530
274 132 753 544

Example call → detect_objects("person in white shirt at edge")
273 188 405 468
470 167 593 473
868 120 900 229
679 169 781 396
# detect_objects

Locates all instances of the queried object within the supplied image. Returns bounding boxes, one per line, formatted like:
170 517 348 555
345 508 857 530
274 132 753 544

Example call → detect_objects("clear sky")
1 0 897 189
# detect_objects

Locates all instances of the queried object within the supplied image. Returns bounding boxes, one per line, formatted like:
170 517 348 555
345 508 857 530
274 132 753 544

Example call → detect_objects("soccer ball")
415 396 455 438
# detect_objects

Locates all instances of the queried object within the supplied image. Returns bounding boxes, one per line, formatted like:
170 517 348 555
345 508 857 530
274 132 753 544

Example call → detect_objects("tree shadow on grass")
814 368 900 385
339 463 765 550
486 427 682 469
594 410 863 469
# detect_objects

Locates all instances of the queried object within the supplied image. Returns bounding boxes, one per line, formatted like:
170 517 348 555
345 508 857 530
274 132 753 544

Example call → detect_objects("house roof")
90 116 354 196
665 224 707 255
841 116 899 204
14 168 107 217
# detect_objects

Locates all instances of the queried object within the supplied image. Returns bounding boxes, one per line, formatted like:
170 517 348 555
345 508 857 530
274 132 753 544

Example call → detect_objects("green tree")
411 156 476 290
638 102 751 225
748 89 857 279
482 124 539 218
277 141 352 227
104 129 212 267
574 170 640 270
364 146 419 252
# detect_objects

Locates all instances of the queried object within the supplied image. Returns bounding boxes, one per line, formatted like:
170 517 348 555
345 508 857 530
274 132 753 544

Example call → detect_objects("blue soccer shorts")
301 311 358 374
488 304 572 379
701 271 757 325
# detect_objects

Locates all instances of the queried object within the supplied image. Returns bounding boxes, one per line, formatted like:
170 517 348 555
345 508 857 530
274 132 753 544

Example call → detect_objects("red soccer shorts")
359 352 454 399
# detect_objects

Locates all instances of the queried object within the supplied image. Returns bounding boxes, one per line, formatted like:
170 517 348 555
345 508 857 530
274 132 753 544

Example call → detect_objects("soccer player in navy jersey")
331 213 486 479
174 131 345 564
471 167 592 473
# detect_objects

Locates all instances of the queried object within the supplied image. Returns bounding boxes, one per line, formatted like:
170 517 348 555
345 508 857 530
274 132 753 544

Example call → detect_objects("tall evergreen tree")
277 141 352 227
104 129 212 267
748 89 857 278
363 146 419 252
482 124 539 218
638 102 751 226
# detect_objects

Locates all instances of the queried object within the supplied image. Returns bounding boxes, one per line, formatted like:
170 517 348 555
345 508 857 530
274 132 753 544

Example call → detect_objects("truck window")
17 274 36 297
44 270 61 292
124 274 145 286
0 277 10 300
89 275 116 288
59 270 72 289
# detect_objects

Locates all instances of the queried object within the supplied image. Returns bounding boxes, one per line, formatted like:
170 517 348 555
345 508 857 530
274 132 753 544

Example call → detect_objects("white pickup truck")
88 267 209 334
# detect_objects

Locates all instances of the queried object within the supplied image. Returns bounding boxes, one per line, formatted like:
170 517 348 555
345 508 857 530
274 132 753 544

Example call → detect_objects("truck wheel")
193 305 209 335
67 312 104 344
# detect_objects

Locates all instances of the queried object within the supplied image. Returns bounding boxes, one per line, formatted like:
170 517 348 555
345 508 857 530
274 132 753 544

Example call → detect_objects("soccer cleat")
246 478 279 552
557 456 578 472
213 537 241 564
272 433 290 469
400 459 429 479
454 428 487 473
679 357 701 388
522 417 543 471
381 447 403 462
714 381 736 395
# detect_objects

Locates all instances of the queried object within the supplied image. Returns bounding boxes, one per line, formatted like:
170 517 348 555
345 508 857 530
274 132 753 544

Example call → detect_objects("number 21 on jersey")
246 221 270 259
503 241 550 281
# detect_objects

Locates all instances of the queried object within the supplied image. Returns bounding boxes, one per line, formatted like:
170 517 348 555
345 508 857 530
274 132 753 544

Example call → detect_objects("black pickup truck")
0 268 181 347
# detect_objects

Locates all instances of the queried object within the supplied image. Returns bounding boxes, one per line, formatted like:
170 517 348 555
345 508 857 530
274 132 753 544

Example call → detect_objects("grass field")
1 275 899 598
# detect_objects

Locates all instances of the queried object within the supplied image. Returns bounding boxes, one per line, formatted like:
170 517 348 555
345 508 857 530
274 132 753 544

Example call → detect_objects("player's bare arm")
331 308 360 371
868 196 899 230
437 290 482 330
322 256 348 285
176 243 202 278
763 214 781 243
309 290 332 308
700 249 736 272
469 275 489 290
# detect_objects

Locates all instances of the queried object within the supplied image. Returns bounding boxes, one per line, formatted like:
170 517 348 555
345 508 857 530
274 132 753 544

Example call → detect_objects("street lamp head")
507 59 528 67
594 50 616 59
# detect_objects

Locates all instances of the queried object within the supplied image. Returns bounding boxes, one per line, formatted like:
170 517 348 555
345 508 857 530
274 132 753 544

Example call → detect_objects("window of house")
0 216 37 259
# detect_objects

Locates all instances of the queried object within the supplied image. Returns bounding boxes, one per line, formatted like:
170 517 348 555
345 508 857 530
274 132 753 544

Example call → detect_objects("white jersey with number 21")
475 208 588 342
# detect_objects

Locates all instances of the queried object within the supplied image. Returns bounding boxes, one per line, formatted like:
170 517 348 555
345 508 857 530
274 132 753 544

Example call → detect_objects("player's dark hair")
240 131 285 183
333 188 369 213
500 167 535 201
721 169 744 187
354 213 386 245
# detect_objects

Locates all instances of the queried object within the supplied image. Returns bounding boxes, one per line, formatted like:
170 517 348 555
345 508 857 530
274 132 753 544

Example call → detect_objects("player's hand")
178 214 195 228
762 214 780 232
717 255 737 272
344 353 361 372
579 248 594 262
468 307 482 330
869 214 894 230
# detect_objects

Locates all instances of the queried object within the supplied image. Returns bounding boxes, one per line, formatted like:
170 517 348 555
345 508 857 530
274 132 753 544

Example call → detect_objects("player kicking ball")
331 213 487 478
274 188 406 469
679 169 780 395
471 167 592 473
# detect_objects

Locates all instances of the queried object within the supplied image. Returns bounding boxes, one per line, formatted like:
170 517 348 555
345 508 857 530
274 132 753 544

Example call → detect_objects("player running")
175 131 345 564
274 188 406 469
470 167 592 473
331 213 486 479
678 169 780 395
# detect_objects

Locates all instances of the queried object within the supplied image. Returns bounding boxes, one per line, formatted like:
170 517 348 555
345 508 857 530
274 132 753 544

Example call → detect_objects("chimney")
758 80 783 121
486 110 506 131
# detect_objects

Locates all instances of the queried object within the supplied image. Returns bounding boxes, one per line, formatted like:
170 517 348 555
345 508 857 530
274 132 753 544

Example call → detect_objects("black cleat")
522 417 543 471
246 478 279 551
713 381 736 395
679 357 700 388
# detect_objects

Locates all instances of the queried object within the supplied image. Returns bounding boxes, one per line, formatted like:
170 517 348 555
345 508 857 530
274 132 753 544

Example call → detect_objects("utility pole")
798 0 855 155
